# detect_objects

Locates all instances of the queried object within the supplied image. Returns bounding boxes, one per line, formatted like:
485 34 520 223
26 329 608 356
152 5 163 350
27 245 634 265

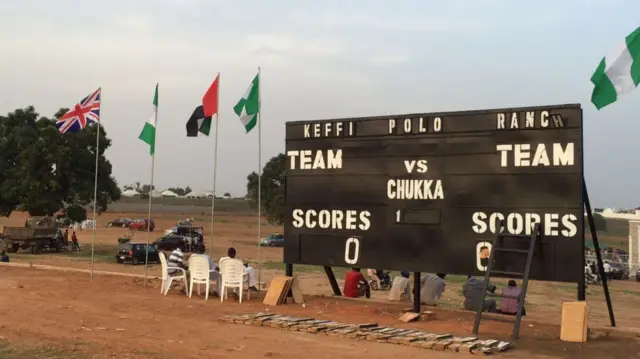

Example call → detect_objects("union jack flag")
56 88 101 134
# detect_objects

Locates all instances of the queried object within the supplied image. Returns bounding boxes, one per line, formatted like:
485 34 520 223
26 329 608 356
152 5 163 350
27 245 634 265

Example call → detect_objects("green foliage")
167 186 192 196
64 205 87 223
0 106 120 217
246 153 285 224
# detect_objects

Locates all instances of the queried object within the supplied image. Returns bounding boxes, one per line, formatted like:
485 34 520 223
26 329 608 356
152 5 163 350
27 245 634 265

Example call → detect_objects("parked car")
259 233 285 247
116 242 160 265
609 262 629 280
107 218 133 228
153 233 204 253
129 218 155 231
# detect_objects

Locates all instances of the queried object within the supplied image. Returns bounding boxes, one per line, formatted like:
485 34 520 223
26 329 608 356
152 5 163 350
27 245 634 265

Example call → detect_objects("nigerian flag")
591 26 640 110
139 84 158 155
233 73 259 133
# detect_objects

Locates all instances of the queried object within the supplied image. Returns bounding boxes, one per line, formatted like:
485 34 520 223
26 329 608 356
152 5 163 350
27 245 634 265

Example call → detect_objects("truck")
1 217 66 254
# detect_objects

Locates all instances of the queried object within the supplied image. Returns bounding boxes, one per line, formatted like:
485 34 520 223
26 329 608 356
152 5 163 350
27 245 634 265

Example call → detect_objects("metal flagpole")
257 67 262 290
210 73 220 257
144 83 158 287
90 87 102 281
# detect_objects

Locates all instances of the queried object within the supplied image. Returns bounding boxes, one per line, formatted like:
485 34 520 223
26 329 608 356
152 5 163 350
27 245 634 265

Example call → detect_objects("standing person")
462 276 497 313
0 250 9 262
388 272 411 301
63 229 69 247
343 268 370 298
603 260 612 280
420 273 447 305
71 231 80 251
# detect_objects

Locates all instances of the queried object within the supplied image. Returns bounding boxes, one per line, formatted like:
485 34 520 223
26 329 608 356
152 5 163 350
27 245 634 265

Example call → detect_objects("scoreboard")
283 104 583 282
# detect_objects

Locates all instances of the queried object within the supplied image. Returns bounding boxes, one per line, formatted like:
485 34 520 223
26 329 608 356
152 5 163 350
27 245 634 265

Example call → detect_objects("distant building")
121 189 140 197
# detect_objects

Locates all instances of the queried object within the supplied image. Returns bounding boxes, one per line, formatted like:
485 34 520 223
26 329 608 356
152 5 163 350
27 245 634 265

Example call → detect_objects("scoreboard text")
283 104 583 282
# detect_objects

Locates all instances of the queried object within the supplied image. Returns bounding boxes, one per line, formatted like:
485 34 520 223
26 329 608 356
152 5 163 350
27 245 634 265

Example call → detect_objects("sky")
0 0 639 207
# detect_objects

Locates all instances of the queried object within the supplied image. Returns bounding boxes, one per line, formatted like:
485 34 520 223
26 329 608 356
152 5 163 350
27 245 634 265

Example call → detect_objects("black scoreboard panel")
284 104 583 282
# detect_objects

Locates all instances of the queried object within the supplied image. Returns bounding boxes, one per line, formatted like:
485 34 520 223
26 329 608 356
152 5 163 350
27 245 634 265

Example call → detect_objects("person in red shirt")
343 268 370 298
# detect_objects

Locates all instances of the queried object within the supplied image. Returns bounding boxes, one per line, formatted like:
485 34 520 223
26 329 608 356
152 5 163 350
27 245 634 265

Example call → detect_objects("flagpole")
90 87 102 281
144 83 158 287
210 73 220 257
257 67 263 290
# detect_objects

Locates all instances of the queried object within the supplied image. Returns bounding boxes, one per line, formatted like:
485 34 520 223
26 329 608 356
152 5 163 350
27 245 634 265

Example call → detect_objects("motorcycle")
586 273 601 285
369 271 392 291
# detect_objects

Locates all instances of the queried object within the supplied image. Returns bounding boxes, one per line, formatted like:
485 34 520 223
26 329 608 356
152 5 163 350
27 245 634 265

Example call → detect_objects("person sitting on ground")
367 268 380 288
0 250 9 263
462 275 497 313
420 273 446 306
343 268 370 298
388 271 412 301
244 263 258 291
498 280 526 316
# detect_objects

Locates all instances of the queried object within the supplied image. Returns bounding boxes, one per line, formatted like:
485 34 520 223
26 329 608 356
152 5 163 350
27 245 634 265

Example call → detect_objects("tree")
123 185 134 191
246 153 285 224
0 106 121 217
167 186 192 196
223 192 231 198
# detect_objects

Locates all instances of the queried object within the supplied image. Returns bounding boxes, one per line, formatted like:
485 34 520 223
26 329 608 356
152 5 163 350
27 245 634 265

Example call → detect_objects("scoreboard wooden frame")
284 104 583 282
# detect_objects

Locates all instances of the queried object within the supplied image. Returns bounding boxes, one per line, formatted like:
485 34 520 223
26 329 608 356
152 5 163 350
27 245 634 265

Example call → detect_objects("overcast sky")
0 0 638 207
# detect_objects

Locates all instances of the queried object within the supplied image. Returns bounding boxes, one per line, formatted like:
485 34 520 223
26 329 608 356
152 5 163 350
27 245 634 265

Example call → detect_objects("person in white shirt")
420 273 446 305
603 261 612 280
388 272 411 301
244 263 258 291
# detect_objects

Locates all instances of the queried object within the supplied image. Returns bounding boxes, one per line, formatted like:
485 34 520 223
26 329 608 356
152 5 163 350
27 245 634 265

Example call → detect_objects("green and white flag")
139 84 158 155
233 73 259 133
591 27 640 110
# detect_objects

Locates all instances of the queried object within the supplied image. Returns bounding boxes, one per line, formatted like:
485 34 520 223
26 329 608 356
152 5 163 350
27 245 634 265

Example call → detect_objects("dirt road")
1 266 639 359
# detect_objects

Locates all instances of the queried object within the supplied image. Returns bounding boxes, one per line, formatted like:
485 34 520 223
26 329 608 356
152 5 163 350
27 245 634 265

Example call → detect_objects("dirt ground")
1 211 640 358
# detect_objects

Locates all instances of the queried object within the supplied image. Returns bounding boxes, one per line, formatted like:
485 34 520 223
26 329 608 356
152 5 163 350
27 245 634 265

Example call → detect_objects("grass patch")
11 244 115 263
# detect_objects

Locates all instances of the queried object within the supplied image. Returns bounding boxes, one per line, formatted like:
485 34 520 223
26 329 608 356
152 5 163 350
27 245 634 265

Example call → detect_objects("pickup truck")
1 217 65 254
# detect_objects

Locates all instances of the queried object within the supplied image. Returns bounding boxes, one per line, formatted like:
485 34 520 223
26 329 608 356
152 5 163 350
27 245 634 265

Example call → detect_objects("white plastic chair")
220 258 249 303
188 255 211 300
159 252 187 296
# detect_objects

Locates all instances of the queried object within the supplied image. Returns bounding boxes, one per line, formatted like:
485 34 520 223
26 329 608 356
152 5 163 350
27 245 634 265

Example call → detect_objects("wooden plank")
398 312 421 323
263 277 290 306
560 301 588 343
290 276 305 304
277 277 293 305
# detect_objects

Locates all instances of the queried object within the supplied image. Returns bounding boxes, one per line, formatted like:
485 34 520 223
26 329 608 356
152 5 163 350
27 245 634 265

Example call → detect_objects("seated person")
462 276 497 313
388 272 411 301
376 268 390 287
244 263 258 291
420 273 446 305
343 268 370 298
0 250 9 263
367 268 380 287
498 280 526 316
167 243 187 274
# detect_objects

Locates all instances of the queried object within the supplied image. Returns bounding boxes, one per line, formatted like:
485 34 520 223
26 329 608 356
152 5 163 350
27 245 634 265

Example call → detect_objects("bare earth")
1 211 639 358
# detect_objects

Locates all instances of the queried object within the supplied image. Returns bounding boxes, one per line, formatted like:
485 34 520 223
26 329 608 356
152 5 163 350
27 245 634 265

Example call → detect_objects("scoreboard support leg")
323 266 342 296
583 179 616 327
412 272 421 313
